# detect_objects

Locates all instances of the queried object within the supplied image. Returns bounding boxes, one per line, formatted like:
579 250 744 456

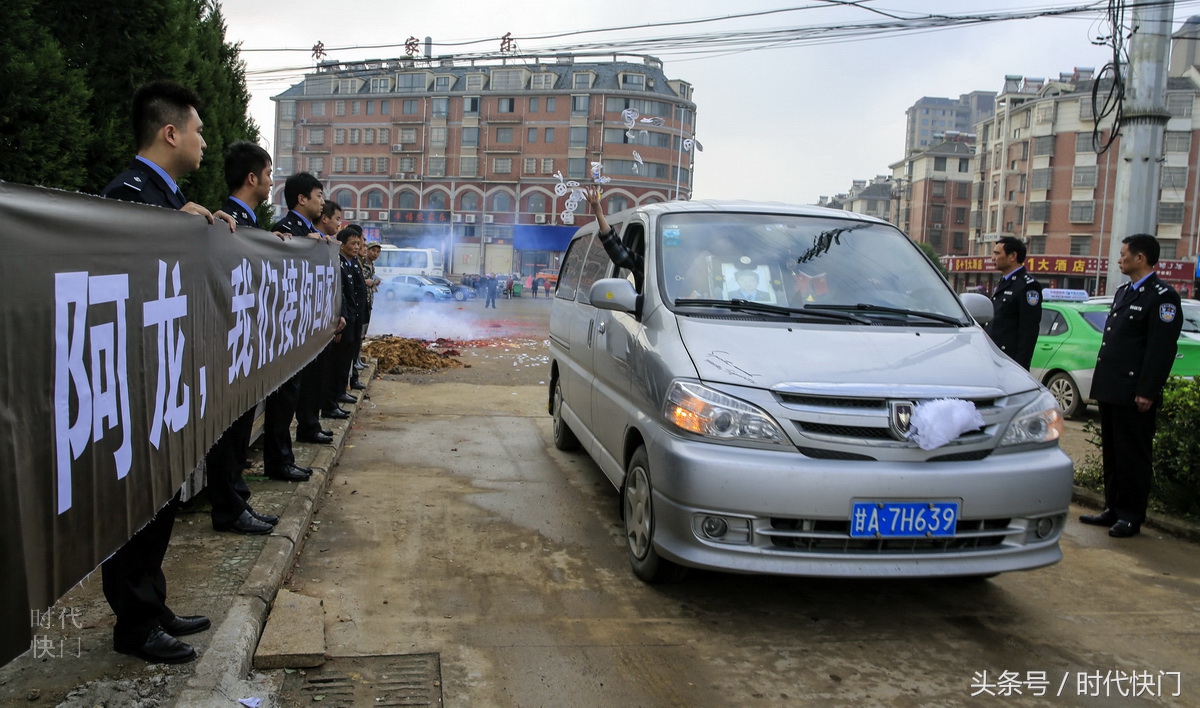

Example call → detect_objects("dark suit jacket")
338 254 362 328
101 158 185 209
1090 274 1183 403
273 210 315 239
985 267 1043 369
222 197 259 228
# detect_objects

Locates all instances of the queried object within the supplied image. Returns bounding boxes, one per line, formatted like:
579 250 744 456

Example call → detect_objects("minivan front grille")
795 422 894 439
761 517 1012 554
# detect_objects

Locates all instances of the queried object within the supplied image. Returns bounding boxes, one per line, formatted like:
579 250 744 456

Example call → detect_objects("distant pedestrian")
484 273 497 308
1080 234 1183 538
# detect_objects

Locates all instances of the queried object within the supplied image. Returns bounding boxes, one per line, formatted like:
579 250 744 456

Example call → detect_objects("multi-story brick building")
957 68 1199 296
889 136 976 257
271 53 696 275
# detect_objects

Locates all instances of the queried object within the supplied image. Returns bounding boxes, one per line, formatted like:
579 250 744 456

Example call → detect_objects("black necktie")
173 188 186 206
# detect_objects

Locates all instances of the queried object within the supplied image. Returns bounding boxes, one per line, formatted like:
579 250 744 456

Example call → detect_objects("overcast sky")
222 1 1200 205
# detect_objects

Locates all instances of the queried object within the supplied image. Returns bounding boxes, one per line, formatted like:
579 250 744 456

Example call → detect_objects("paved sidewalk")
0 365 375 708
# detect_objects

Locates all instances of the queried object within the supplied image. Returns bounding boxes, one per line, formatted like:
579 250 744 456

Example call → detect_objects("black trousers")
206 407 256 527
1099 401 1158 523
263 373 301 475
297 344 334 436
101 494 180 645
326 331 360 409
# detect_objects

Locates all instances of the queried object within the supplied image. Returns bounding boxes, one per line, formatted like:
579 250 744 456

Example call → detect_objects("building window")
608 195 628 212
1160 240 1178 258
307 128 324 145
398 157 416 172
495 127 513 143
526 128 538 143
428 157 446 177
379 128 390 143
1072 166 1097 188
334 128 345 145
402 99 418 115
435 76 452 91
1158 201 1186 223
351 101 361 116
399 128 417 143
335 101 345 116
958 158 969 173
568 158 586 178
524 158 537 174
531 73 555 90
311 102 325 116
572 72 592 89
491 69 523 90
465 74 486 91
1069 200 1094 223
491 193 512 212
462 127 479 146
528 97 540 113
569 126 588 147
366 101 375 115
1165 131 1192 153
381 100 390 115
460 156 478 177
493 158 512 174
338 79 358 94
1075 131 1098 153
464 97 479 115
280 101 297 120
1167 93 1193 117
1162 166 1188 190
544 127 555 143
276 156 294 175
572 95 589 114
377 157 388 173
497 97 515 113
432 97 449 117
541 158 554 174
306 156 324 173
1069 236 1091 255
429 127 447 146
1029 236 1047 254
527 193 548 214
546 97 557 113
396 73 425 93
954 207 967 224
362 157 373 173
1031 168 1052 190
364 129 375 145
333 157 345 172
931 180 946 197
621 73 645 90
933 157 947 171
349 129 360 144
956 182 970 199
1032 136 1055 156
953 232 965 249
398 192 417 209
1079 98 1094 121
929 230 943 247
334 190 352 207
347 157 358 173
461 192 479 211
1029 202 1050 222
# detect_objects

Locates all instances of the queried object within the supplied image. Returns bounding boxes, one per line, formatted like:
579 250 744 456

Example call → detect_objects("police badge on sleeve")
1160 304 1177 322
1026 290 1041 306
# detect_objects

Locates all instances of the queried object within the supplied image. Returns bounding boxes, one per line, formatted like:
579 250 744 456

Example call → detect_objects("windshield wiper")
674 298 871 324
803 303 964 326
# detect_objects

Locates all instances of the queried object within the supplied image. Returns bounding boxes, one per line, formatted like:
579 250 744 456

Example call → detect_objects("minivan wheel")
623 447 687 584
1046 372 1082 419
551 379 581 451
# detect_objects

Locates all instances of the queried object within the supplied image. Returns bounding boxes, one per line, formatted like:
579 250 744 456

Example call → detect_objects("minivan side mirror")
590 278 641 316
961 292 994 325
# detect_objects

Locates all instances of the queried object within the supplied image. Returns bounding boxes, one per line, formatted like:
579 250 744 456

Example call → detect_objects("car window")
1181 303 1200 333
556 234 590 301
1081 311 1106 332
1038 309 1062 336
618 222 646 292
577 235 616 305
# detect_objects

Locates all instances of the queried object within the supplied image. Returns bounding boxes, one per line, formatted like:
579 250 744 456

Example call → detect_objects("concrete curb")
174 363 374 707
1072 484 1200 542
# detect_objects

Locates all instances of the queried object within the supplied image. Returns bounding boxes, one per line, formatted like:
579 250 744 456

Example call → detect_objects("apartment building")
889 137 976 257
903 92 995 155
958 68 1199 296
271 53 696 275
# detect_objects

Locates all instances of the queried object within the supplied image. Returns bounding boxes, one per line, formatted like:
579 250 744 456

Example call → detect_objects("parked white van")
373 245 444 279
547 200 1073 583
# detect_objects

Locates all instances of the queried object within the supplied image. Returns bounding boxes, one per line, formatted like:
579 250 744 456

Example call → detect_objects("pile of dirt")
364 336 464 372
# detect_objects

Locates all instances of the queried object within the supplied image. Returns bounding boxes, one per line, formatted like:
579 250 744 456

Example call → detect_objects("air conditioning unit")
464 214 476 223
300 146 308 152
391 144 404 153
452 214 463 222
534 214 547 224
300 118 308 124
483 214 494 223
343 210 355 219
377 211 388 221
483 237 494 243
932 223 943 228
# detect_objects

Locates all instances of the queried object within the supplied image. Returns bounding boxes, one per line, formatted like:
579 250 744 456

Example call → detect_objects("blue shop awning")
513 224 577 252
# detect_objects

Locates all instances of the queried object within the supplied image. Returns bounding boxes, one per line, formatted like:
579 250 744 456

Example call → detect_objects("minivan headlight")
663 381 789 446
999 390 1063 447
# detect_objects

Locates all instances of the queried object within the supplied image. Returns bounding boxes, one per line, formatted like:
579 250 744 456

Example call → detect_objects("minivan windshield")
658 213 967 324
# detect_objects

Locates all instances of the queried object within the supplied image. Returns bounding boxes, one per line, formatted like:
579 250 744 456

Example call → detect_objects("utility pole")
1106 0 1175 293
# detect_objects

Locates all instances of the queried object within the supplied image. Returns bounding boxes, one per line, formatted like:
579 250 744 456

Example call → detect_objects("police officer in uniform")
985 236 1042 370
1081 234 1183 538
99 81 232 664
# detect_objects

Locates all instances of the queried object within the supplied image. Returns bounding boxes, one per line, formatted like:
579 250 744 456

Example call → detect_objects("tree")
916 241 949 278
0 0 92 190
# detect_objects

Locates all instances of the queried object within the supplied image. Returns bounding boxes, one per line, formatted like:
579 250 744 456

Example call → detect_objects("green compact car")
1030 299 1200 418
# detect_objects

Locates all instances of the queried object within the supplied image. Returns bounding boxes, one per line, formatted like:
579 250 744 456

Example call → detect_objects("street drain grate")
278 653 443 706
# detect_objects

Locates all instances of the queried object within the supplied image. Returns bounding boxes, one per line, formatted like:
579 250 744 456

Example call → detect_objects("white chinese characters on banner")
143 260 192 450
228 260 255 384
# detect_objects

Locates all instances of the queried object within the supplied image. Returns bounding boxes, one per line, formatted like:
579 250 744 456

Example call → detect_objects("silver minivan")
547 200 1073 582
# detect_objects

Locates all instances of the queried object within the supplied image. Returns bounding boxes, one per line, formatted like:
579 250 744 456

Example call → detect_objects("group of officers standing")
96 81 377 664
985 235 1184 541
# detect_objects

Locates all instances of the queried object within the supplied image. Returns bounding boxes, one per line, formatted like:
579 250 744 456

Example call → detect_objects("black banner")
0 182 340 665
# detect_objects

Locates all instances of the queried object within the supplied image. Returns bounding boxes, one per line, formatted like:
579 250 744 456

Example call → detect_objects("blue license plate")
850 501 959 538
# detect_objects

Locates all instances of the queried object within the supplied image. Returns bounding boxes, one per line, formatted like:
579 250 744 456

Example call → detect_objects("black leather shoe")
336 392 358 404
267 465 310 482
321 407 350 419
160 614 211 637
115 629 196 664
350 380 367 390
297 431 333 444
1080 509 1118 526
292 463 313 475
249 509 279 525
1109 520 1141 538
320 428 333 437
215 509 272 535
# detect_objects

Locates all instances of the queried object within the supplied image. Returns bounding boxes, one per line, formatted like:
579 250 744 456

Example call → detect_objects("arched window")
490 192 512 212
427 191 448 210
367 190 385 209
527 193 547 213
460 192 479 211
607 195 628 213
335 190 353 208
397 191 417 209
